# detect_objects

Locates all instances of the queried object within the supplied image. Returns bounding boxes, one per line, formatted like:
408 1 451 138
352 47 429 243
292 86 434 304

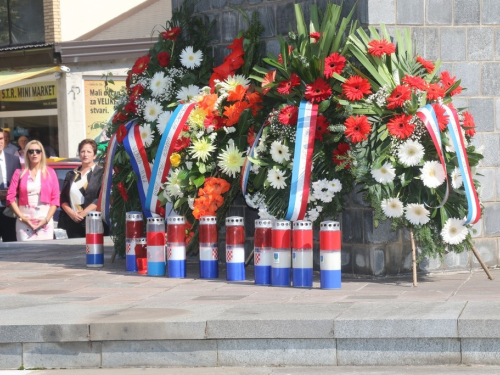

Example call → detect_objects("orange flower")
198 94 219 114
224 101 250 126
262 70 276 94
228 85 247 102
204 177 230 195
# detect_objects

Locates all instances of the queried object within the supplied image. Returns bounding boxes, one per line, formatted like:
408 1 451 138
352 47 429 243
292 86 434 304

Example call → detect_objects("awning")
0 66 63 90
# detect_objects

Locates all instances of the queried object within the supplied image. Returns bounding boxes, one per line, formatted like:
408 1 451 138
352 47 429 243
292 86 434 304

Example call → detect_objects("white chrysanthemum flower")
451 167 463 189
420 161 446 188
189 138 215 162
176 85 200 102
218 74 251 92
267 168 287 189
321 191 334 203
180 46 203 69
165 169 184 199
305 208 319 222
398 140 425 166
217 142 245 178
150 72 168 97
138 125 154 147
143 100 162 122
405 203 430 225
381 197 404 218
258 207 276 220
156 111 172 135
327 179 342 193
441 218 468 245
371 162 396 183
270 141 291 164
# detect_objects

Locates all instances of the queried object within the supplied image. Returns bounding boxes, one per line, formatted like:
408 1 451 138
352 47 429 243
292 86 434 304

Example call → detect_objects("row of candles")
85 212 342 289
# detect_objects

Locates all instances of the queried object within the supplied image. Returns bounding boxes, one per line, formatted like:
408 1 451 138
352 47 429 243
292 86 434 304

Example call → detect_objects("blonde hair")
20 140 49 179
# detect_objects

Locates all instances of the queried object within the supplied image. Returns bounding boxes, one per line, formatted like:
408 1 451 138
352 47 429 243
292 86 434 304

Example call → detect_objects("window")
0 0 45 47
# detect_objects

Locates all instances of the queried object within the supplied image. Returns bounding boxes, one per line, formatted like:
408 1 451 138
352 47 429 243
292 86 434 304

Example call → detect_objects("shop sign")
84 80 126 139
0 81 57 111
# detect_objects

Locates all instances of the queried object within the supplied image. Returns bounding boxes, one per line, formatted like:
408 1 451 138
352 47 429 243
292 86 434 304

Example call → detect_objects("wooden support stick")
471 245 494 280
410 228 418 287
245 249 254 267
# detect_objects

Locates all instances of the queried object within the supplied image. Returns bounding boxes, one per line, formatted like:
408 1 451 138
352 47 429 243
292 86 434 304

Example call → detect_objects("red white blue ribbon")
442 105 481 224
416 104 450 208
97 119 136 226
285 101 317 221
145 103 195 217
123 121 152 217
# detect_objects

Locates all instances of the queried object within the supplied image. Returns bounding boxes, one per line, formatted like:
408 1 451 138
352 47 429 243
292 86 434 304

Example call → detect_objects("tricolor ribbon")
442 105 481 224
285 101 317 221
416 104 481 224
145 103 195 217
416 104 450 208
123 121 152 217
97 118 137 226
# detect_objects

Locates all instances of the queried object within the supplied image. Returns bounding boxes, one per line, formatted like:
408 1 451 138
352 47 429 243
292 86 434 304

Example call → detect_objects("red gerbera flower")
417 56 435 74
277 73 301 95
462 111 476 137
204 114 225 131
344 115 372 143
117 182 129 202
333 143 351 168
440 71 462 96
157 51 171 67
279 105 299 125
431 104 449 131
324 53 346 78
426 83 446 101
386 85 412 110
402 75 428 91
304 78 332 103
367 39 396 57
310 32 321 43
132 55 150 75
341 76 372 101
161 27 181 41
387 114 415 139
315 115 330 141
130 84 144 97
116 124 128 144
262 70 276 94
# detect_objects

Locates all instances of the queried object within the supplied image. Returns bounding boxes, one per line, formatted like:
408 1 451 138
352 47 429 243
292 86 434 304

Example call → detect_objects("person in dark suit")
0 128 22 242
57 139 107 238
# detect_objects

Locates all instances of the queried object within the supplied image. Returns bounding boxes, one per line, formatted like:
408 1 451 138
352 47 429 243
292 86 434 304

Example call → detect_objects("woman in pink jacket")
7 140 60 241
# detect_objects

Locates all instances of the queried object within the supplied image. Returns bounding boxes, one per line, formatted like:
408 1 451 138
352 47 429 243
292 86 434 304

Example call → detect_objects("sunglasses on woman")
27 149 42 155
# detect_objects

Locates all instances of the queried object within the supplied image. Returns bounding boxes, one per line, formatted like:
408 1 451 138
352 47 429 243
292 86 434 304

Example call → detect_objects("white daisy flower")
156 111 172 135
139 125 154 147
270 141 291 164
420 161 446 188
441 218 468 245
217 142 245 178
189 138 215 162
451 167 463 189
371 162 396 184
267 168 288 189
176 85 200 102
321 190 334 203
404 203 430 225
381 197 404 218
327 178 342 193
398 140 425 166
150 72 168 97
180 46 203 69
143 100 162 122
218 74 251 92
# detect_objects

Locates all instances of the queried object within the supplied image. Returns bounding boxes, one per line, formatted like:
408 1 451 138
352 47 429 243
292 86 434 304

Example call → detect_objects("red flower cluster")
367 39 396 57
304 78 332 103
387 114 414 139
277 73 301 95
426 83 446 101
310 32 321 43
116 124 128 144
157 51 171 67
344 115 371 143
417 56 435 74
315 115 331 141
440 71 462 96
431 104 449 131
462 111 476 136
324 53 346 78
341 76 372 101
132 55 150 75
402 74 427 91
333 143 351 168
209 37 245 89
192 177 231 219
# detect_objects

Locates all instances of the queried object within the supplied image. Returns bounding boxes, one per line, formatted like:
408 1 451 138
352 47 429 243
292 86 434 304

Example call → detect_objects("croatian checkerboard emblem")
212 246 218 259
86 245 90 254
255 253 261 265
226 250 233 262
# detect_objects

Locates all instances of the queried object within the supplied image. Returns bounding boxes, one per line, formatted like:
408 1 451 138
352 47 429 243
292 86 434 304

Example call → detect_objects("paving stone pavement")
0 238 499 369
